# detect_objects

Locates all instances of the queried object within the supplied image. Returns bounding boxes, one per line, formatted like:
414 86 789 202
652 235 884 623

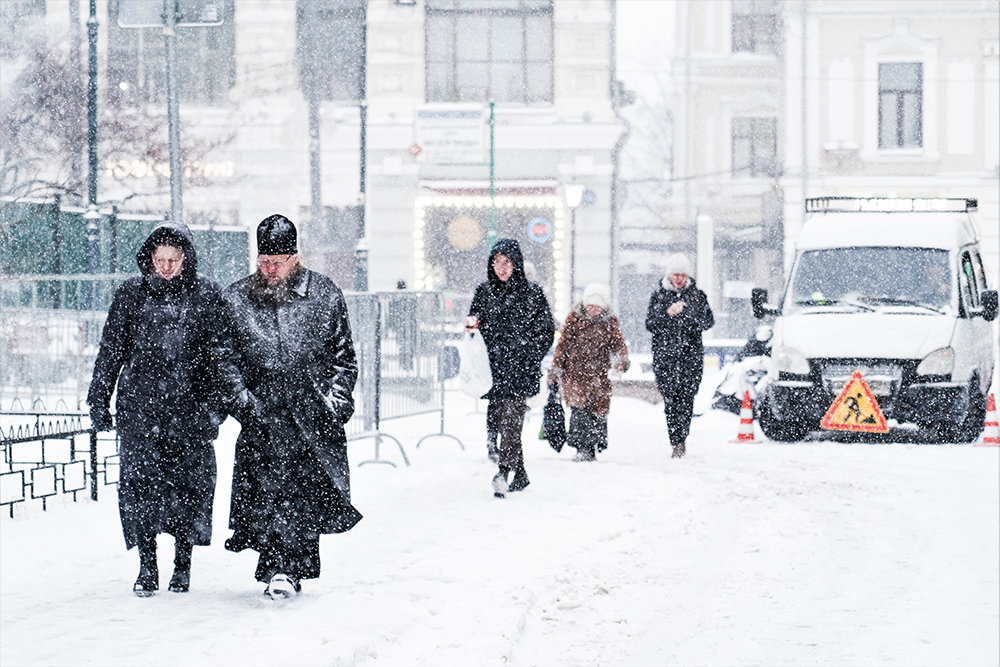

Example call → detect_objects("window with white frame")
425 0 553 104
731 0 780 55
108 0 235 106
878 62 922 149
732 117 778 178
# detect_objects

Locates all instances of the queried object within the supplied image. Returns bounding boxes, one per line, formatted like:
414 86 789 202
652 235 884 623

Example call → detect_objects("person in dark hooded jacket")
645 253 714 458
219 214 362 600
467 238 555 498
88 222 227 597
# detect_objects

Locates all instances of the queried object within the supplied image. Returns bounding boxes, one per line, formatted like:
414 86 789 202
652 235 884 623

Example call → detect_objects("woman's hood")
487 238 528 289
136 222 198 281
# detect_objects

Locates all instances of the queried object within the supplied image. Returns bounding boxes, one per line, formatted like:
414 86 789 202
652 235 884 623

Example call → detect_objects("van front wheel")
925 382 987 444
759 398 810 442
955 383 987 443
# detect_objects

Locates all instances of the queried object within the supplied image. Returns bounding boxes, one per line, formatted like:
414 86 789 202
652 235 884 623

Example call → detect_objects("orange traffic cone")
732 390 761 443
976 393 999 447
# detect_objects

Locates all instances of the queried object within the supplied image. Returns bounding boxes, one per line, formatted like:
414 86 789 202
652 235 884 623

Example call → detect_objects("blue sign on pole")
580 188 597 207
526 217 552 243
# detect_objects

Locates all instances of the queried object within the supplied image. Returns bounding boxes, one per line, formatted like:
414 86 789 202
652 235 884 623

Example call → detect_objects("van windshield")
787 247 951 314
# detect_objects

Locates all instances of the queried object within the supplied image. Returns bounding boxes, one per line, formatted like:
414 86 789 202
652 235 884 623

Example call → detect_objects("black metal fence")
0 284 464 514
0 404 119 517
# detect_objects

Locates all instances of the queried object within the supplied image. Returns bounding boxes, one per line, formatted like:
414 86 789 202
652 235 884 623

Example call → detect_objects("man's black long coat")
469 238 555 398
221 268 362 552
88 222 224 549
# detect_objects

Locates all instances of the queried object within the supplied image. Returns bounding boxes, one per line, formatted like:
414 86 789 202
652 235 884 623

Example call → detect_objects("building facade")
625 0 998 343
783 0 999 287
4 0 625 321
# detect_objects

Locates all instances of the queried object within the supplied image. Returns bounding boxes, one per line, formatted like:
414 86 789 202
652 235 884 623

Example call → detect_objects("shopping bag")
542 386 566 452
457 330 493 398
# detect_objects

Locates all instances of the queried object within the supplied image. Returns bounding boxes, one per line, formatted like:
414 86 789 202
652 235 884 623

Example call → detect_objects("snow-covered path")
2 395 998 667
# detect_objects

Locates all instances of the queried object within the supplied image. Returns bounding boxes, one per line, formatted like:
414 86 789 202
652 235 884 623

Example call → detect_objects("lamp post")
164 0 183 223
87 0 98 208
564 184 584 301
83 205 102 309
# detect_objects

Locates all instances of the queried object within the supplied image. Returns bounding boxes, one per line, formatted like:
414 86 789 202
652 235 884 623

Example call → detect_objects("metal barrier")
2 283 463 495
0 305 109 414
344 291 463 466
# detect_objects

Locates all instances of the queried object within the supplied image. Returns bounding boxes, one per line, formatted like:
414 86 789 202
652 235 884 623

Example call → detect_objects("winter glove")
89 406 113 432
612 354 630 374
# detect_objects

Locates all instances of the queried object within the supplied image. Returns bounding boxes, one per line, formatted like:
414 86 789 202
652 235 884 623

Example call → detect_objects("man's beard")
249 265 303 305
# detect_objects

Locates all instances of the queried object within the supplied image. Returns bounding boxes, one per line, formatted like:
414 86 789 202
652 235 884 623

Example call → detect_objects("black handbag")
541 385 567 452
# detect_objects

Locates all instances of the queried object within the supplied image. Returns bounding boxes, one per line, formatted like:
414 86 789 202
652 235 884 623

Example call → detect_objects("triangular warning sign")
821 370 889 433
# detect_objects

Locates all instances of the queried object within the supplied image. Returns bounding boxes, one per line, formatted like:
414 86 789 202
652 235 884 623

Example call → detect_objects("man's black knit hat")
257 214 298 255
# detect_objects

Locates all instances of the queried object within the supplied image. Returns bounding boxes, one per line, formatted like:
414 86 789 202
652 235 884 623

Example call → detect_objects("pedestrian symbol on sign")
821 371 888 433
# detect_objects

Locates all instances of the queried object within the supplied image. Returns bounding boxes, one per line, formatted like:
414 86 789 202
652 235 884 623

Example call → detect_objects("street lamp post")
564 184 584 302
87 0 98 208
164 0 183 223
83 205 102 309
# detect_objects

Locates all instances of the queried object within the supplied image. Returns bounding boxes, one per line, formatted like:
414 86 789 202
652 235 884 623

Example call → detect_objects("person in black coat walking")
646 253 715 458
467 239 555 498
219 214 362 599
88 222 227 596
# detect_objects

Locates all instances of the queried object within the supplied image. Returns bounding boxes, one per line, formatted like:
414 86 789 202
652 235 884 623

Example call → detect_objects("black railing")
0 409 119 516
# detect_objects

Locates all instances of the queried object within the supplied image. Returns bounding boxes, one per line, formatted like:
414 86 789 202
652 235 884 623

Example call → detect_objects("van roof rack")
805 197 977 213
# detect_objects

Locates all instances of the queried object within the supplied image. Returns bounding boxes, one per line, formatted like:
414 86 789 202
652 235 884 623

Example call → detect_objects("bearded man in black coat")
220 214 362 599
89 222 227 596
467 238 555 498
646 253 715 458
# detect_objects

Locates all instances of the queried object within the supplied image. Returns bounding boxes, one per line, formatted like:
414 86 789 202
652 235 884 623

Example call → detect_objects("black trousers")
492 396 528 470
254 531 321 584
655 357 703 446
567 407 608 457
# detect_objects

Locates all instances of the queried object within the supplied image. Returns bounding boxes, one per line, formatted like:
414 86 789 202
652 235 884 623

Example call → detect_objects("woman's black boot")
168 539 192 593
134 535 158 597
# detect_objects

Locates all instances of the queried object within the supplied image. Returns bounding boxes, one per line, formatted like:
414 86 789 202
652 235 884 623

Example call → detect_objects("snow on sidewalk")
1 394 997 667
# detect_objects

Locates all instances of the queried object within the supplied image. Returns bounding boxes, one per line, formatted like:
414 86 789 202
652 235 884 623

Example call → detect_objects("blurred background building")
617 0 999 346
1 0 997 346
1 0 626 322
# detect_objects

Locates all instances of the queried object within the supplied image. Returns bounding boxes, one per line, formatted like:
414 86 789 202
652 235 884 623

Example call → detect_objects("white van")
752 197 998 443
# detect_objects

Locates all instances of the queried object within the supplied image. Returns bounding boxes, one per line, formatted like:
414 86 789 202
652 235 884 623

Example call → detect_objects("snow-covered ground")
2 389 998 667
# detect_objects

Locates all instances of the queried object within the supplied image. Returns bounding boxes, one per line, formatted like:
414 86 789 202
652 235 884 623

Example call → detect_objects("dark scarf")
146 273 187 298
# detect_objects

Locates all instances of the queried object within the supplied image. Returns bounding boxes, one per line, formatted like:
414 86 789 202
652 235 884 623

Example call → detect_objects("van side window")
959 251 979 312
972 252 989 292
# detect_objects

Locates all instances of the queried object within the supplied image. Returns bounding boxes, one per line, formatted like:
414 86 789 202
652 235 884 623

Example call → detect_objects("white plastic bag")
457 330 493 398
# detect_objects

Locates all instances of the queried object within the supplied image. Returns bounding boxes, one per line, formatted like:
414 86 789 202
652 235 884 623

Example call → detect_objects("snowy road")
2 394 998 667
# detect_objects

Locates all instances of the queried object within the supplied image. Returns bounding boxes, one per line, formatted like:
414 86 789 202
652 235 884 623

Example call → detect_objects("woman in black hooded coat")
88 222 227 596
468 238 555 498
